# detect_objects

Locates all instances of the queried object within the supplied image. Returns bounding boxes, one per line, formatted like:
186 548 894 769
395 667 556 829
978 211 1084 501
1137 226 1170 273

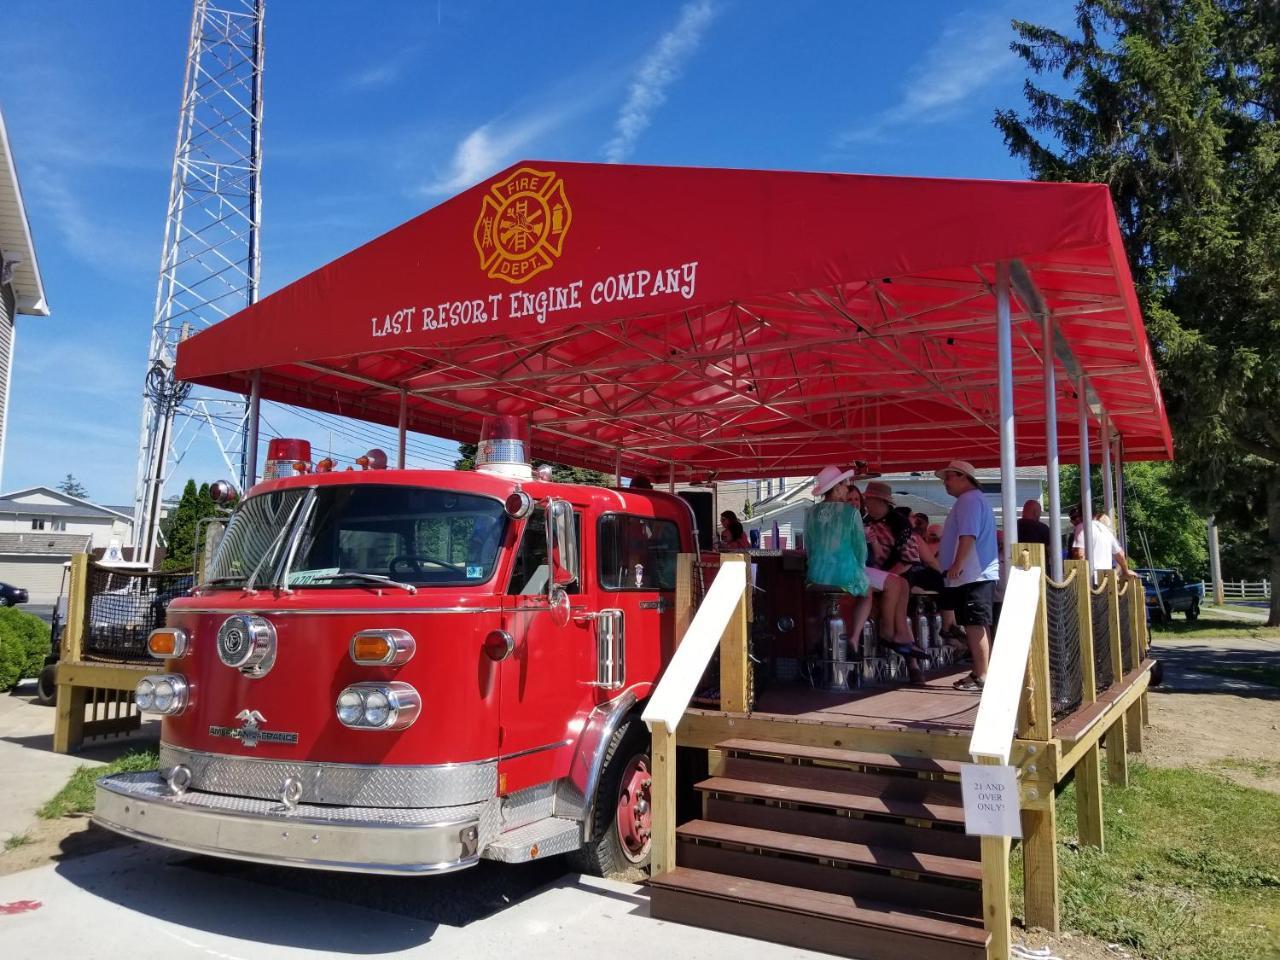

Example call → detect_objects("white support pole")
396 389 408 469
245 370 261 488
614 449 623 488
1101 414 1115 520
1042 306 1063 580
1078 378 1094 580
668 462 675 494
1114 434 1127 552
996 262 1017 567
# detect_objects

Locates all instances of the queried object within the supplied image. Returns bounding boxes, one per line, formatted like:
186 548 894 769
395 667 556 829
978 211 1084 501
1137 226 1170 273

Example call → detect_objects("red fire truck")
95 421 695 876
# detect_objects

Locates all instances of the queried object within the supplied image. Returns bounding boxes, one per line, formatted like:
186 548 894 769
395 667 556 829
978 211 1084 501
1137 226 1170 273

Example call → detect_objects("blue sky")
0 0 1071 506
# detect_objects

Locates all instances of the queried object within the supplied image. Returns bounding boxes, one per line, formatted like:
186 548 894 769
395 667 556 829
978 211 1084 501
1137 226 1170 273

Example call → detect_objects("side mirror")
545 498 579 589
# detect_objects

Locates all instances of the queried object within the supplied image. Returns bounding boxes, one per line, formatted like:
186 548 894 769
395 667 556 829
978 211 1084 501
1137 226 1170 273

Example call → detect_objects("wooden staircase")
649 739 991 960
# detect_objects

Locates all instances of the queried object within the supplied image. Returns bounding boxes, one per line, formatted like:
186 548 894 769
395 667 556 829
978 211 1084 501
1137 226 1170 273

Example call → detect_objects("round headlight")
336 689 364 725
153 679 176 713
135 679 155 711
363 689 391 727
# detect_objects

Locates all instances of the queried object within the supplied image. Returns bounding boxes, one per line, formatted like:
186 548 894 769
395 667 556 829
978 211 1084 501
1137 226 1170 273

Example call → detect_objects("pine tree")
159 480 219 571
57 474 88 499
996 0 1280 623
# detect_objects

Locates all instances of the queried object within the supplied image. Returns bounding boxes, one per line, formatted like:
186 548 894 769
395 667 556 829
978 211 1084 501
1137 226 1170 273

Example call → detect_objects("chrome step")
483 816 581 863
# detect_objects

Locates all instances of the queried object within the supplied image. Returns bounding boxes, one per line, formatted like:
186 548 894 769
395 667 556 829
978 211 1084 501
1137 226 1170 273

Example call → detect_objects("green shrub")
0 608 51 691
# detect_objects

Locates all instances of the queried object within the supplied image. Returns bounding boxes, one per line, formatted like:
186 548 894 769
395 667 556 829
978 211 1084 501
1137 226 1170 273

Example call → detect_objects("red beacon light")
356 448 388 470
264 438 312 480
475 415 532 480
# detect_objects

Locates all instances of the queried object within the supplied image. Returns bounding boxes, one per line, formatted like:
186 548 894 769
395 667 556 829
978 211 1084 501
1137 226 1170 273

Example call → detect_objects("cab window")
507 508 581 595
598 514 680 591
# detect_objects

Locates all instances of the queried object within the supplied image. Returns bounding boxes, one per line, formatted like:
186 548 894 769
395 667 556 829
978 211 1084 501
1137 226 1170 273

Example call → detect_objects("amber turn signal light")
349 629 415 666
147 628 188 659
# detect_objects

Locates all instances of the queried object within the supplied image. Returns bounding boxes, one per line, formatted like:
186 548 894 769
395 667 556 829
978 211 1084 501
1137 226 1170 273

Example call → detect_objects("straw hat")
813 465 856 497
934 460 980 484
863 480 895 506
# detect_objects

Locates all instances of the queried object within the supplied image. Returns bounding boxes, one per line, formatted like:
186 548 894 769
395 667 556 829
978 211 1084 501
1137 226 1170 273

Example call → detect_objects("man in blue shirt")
935 460 1000 690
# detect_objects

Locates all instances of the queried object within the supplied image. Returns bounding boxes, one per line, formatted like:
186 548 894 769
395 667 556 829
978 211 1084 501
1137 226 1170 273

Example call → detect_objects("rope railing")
1090 589 1114 692
82 563 195 664
1045 578 1083 719
1119 586 1135 675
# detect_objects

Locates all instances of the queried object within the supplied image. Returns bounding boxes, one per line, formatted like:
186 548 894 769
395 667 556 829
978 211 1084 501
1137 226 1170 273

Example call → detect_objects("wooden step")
678 819 980 884
717 738 962 778
649 867 989 960
698 767 965 825
677 820 981 917
703 794 980 860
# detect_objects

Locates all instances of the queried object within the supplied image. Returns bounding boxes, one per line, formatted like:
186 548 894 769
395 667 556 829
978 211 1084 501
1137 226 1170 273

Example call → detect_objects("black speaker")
677 490 714 551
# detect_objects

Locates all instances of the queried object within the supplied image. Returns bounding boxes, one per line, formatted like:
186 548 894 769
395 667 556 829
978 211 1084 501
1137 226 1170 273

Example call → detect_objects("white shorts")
865 566 891 591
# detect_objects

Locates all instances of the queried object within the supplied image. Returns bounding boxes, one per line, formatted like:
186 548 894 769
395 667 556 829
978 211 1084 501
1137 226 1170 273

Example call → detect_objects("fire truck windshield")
283 485 508 588
206 489 309 588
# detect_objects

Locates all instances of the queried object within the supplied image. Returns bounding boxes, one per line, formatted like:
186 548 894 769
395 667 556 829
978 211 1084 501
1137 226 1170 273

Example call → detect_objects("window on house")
31 519 46 531
779 477 787 493
52 520 67 531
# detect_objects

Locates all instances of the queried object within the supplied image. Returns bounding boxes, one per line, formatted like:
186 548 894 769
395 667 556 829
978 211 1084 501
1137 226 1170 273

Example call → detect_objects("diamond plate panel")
102 771 492 826
160 744 496 808
482 817 582 862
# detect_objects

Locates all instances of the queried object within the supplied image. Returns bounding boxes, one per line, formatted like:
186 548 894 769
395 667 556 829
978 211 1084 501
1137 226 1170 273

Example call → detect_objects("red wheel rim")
615 754 652 863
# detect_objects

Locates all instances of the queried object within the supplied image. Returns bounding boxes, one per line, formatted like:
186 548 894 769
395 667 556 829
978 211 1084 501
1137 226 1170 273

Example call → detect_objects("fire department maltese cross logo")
473 166 572 284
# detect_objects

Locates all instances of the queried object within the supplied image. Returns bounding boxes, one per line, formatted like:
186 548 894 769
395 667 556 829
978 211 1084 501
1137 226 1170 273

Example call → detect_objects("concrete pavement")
0 839 831 960
0 681 157 844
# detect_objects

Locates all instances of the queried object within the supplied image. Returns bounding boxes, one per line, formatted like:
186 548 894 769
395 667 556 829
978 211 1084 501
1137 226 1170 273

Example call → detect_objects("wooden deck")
689 667 980 737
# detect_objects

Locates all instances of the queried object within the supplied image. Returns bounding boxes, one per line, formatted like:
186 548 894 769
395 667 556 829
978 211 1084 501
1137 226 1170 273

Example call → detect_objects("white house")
0 487 133 604
1 105 51 488
746 469 1048 549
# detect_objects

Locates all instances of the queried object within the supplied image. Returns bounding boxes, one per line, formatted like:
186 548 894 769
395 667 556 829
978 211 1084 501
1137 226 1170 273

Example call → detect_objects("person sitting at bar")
805 465 873 659
718 510 751 550
861 482 929 678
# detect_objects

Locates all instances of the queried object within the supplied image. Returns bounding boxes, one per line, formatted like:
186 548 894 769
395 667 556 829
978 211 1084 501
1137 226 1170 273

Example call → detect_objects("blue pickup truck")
1136 568 1205 622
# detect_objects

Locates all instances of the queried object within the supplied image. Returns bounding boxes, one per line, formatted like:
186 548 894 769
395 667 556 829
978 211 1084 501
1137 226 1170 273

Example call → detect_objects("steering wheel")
390 554 466 578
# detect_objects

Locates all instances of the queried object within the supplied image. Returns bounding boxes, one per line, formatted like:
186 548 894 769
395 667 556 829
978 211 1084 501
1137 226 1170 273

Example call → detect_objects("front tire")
1186 599 1200 621
569 716 652 879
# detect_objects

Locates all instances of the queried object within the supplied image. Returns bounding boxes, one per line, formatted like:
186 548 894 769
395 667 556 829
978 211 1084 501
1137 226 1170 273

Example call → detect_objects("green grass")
37 747 160 820
1149 616 1280 641
1195 663 1280 689
1012 760 1280 960
3 832 32 851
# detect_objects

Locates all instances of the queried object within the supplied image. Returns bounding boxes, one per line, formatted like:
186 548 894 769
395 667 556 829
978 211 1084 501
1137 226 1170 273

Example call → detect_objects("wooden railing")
641 554 750 875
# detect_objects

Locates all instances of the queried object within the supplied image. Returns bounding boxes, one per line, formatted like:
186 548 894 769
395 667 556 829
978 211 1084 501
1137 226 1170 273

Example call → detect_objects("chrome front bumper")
95 772 488 875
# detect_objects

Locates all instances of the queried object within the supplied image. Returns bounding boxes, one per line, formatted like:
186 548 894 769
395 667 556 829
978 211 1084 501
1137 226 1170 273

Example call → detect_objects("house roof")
0 487 132 521
0 532 91 556
0 107 48 316
174 160 1172 479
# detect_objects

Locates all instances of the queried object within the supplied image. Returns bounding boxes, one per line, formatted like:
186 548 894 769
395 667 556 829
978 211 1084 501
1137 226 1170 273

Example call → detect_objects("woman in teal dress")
806 465 873 655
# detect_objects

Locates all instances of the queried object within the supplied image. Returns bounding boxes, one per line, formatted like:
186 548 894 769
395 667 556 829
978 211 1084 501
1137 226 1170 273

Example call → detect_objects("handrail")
642 557 747 734
968 564 1043 764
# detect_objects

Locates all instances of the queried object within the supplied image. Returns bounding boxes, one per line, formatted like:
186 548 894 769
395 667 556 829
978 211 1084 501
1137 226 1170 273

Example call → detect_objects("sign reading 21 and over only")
959 763 1023 838
368 165 700 339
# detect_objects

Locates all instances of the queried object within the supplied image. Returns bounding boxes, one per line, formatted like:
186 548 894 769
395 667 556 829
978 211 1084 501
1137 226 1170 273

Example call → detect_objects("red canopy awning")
175 160 1171 480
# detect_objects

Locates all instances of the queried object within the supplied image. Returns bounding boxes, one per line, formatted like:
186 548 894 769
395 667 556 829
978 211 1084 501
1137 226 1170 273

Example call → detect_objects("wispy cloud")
417 111 568 197
341 44 425 92
838 10 1017 145
26 165 157 277
604 0 719 163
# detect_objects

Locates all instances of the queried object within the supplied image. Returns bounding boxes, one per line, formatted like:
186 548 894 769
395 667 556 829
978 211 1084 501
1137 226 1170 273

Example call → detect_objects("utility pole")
1208 514 1224 606
132 0 266 566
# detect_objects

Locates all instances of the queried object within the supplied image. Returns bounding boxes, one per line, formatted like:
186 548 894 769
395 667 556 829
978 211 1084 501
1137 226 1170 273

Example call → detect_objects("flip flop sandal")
952 674 984 690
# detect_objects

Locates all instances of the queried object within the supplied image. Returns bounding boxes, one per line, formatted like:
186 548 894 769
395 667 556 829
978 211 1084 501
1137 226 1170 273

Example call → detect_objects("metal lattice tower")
133 0 265 566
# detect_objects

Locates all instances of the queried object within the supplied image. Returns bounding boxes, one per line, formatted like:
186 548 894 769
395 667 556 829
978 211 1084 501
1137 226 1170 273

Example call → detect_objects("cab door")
498 506 594 793
596 512 680 686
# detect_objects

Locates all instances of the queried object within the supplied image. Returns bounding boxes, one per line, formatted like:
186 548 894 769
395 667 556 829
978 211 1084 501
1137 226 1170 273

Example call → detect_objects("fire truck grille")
160 744 497 808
